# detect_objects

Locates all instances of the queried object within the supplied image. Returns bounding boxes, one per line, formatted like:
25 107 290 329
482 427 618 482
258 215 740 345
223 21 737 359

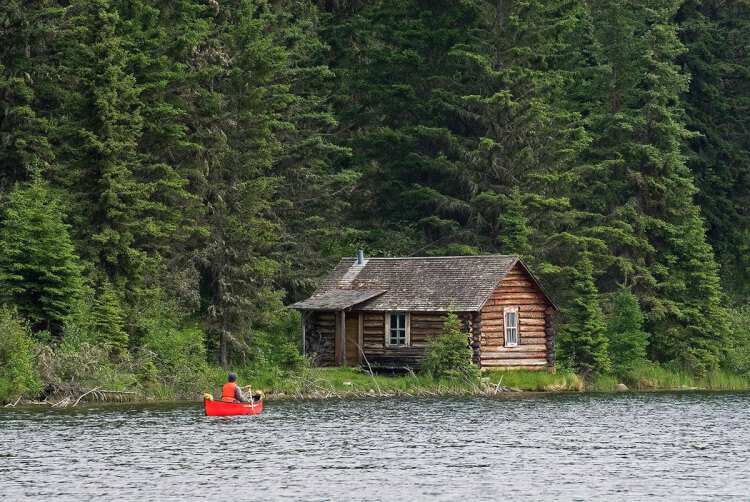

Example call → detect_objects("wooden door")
344 313 359 365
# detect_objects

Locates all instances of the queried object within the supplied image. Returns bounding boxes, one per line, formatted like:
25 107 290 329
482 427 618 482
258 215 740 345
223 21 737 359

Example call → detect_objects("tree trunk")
219 329 228 367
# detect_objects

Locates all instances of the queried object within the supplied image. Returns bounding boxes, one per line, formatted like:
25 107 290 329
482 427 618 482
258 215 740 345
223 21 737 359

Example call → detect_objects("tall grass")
483 370 583 391
590 363 750 391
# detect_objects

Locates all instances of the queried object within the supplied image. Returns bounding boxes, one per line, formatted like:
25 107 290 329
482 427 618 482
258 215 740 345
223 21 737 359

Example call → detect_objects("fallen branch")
73 387 101 407
4 396 22 408
494 375 504 395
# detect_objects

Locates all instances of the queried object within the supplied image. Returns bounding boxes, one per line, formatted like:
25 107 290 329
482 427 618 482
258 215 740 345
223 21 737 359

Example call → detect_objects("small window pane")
388 314 407 346
505 311 518 346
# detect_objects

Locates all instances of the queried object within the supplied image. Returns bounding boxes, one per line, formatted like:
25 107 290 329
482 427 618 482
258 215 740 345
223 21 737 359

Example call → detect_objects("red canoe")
204 396 263 417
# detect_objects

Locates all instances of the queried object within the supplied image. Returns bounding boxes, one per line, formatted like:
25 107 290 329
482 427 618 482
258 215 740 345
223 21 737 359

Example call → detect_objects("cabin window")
505 307 518 347
385 312 409 346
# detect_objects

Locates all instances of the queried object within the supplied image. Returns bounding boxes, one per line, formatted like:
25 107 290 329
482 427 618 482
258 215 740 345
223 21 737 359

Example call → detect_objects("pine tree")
605 284 649 375
90 281 128 355
558 253 610 378
0 177 82 331
572 0 730 373
266 0 355 301
0 1 63 191
195 0 289 366
676 0 750 301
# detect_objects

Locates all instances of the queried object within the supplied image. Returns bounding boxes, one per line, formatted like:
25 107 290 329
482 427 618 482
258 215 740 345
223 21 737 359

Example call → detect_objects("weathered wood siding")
359 311 474 368
307 312 336 366
479 263 555 370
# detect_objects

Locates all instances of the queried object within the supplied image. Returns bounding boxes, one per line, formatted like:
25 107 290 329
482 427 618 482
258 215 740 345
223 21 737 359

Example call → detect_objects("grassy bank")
589 365 750 392
232 365 750 399
4 364 749 407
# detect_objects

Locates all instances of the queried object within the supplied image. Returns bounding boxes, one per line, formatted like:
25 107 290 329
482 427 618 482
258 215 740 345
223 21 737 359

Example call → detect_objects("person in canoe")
221 373 253 403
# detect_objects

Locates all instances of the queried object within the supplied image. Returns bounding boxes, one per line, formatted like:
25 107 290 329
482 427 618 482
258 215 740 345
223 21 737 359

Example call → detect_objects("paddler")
221 373 253 403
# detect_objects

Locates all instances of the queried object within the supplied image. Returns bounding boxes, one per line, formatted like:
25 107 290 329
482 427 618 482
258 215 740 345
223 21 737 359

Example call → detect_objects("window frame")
384 312 410 347
504 307 518 347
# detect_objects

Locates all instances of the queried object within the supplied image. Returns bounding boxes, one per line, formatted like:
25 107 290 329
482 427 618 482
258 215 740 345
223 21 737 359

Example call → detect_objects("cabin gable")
478 262 555 370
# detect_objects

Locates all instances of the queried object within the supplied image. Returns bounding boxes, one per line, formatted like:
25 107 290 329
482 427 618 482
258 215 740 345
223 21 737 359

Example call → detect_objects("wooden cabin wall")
360 312 474 368
479 263 555 370
307 312 336 366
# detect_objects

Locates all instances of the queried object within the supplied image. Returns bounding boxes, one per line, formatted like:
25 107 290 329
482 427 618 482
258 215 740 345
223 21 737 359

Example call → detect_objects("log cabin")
288 252 557 371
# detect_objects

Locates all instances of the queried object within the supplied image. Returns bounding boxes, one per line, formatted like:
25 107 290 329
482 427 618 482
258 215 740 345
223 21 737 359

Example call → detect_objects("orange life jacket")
221 382 238 402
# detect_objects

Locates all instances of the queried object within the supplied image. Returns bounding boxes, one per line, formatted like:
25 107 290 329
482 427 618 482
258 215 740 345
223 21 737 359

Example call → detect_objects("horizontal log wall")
307 312 336 366
361 311 474 368
480 263 555 370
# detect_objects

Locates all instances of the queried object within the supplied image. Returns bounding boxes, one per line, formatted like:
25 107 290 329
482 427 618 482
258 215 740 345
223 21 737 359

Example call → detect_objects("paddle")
241 384 256 403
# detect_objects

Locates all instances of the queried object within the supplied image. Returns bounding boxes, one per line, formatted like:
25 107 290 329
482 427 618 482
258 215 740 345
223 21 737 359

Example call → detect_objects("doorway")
344 313 359 365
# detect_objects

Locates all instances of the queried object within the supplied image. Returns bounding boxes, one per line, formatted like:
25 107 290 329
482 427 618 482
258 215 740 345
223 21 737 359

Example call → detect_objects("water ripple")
1 392 749 500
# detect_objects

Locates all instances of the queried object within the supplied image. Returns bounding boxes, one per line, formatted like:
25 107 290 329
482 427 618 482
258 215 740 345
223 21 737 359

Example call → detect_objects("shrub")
137 300 211 396
722 306 750 377
422 312 478 379
248 309 305 374
0 308 42 401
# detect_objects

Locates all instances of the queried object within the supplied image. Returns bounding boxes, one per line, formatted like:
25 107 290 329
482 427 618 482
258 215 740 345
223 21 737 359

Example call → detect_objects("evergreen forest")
1 0 748 400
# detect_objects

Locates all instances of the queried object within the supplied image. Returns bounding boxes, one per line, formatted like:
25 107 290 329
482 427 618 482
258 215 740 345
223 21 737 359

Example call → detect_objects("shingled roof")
288 255 524 312
285 289 386 311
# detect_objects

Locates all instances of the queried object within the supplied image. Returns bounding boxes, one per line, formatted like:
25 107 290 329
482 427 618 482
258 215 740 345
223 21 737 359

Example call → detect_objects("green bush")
422 312 478 380
0 308 42 401
722 306 750 377
248 310 305 373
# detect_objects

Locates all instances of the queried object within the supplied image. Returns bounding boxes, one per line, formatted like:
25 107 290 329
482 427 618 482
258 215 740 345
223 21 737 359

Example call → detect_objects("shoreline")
0 368 750 409
5 387 750 411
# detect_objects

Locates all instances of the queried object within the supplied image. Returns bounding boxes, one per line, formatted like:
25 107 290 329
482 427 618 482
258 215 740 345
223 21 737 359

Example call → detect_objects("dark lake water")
1 392 749 500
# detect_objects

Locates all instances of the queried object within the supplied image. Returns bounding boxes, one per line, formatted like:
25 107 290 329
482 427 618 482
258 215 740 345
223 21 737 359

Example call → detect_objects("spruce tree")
573 0 730 373
0 177 82 331
112 0 204 268
90 281 128 356
195 0 289 365
676 0 750 300
559 254 610 378
266 0 354 300
0 2 63 190
58 0 194 306
58 0 148 290
605 284 649 375
329 0 600 294
329 0 488 256
496 188 532 257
